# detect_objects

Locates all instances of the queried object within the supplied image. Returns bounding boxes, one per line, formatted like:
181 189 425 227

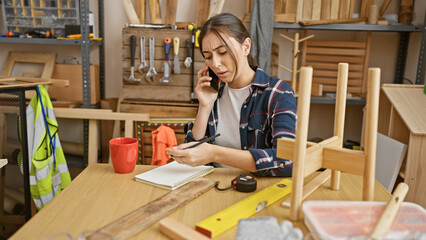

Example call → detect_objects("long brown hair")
198 13 257 75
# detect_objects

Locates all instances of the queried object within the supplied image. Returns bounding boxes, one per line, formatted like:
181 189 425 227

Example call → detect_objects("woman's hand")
195 66 218 108
166 142 215 167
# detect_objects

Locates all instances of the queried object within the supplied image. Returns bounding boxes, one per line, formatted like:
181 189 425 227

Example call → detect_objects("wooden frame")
1 52 56 79
300 32 371 96
277 63 381 220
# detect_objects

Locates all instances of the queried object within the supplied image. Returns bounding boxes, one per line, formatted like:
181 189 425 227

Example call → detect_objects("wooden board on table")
86 178 216 240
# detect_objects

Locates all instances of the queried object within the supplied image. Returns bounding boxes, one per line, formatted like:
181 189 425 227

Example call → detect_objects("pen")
185 133 220 149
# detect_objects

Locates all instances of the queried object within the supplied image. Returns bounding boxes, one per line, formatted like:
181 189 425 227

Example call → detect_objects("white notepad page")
134 161 214 190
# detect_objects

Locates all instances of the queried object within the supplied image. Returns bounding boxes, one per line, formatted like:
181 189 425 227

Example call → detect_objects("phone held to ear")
208 68 220 92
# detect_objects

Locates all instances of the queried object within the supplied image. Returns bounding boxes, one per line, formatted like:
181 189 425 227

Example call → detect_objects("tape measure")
195 178 292 238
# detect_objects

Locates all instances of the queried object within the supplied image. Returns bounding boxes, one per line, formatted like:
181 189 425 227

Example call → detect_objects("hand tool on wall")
146 36 157 82
184 39 192 68
160 38 173 83
138 36 148 74
173 37 180 74
124 35 142 83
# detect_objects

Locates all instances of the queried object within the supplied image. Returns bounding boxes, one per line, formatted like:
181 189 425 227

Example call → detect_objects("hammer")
124 35 141 83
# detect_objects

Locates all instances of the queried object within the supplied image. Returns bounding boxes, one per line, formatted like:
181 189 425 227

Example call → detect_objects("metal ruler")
195 179 292 238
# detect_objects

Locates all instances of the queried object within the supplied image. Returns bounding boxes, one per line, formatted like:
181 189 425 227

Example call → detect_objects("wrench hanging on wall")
146 36 157 82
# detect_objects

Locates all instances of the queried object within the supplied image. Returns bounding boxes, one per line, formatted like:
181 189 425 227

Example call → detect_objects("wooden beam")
121 0 140 24
196 0 211 28
164 0 177 25
323 147 366 175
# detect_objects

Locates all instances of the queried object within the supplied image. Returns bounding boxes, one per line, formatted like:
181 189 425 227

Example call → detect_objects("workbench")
378 84 426 207
10 164 391 239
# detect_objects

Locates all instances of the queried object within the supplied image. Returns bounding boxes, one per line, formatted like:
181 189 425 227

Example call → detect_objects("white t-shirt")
215 83 251 167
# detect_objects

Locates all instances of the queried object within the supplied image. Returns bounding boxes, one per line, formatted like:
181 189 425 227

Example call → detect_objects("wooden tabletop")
382 84 426 135
10 164 391 240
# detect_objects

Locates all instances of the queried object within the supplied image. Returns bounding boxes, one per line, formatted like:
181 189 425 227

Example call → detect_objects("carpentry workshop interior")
0 0 425 239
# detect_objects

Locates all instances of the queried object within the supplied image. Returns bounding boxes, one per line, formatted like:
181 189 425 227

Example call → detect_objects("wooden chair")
301 32 371 96
277 63 381 220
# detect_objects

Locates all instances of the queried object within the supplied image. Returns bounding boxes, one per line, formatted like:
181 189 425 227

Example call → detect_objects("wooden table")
378 84 426 207
10 164 391 240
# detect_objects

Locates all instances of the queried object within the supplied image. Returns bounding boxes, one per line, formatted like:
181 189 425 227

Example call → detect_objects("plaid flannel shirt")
185 67 297 177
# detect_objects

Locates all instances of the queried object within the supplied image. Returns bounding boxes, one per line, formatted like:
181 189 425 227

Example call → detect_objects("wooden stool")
277 63 381 220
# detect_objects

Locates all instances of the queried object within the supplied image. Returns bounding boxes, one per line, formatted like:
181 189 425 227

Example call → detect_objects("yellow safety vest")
19 85 71 210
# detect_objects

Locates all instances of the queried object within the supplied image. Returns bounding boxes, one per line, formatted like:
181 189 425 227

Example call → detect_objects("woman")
166 13 296 177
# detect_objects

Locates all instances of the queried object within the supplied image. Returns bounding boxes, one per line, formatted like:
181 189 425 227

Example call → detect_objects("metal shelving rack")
0 0 105 165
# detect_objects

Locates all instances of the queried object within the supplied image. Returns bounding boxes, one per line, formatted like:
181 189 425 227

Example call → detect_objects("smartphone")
208 68 220 91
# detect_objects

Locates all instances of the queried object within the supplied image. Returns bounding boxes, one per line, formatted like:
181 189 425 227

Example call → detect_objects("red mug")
109 137 138 173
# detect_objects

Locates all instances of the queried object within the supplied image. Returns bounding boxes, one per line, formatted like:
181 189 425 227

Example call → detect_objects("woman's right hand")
195 66 218 108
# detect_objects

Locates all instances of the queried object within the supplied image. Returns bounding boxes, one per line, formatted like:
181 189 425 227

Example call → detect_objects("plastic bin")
303 200 426 240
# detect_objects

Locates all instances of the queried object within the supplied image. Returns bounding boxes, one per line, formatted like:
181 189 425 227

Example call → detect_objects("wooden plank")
120 103 197 118
330 0 339 19
313 70 363 79
135 0 145 24
339 0 350 19
53 108 150 122
196 0 211 28
322 147 366 175
274 13 296 22
311 0 322 20
159 217 210 240
164 0 178 25
306 55 365 63
296 0 304 21
285 0 297 14
148 0 162 24
321 0 331 20
348 0 355 18
323 85 362 93
313 77 363 86
307 40 366 48
300 17 365 25
121 0 140 24
308 62 364 71
121 84 193 102
302 0 313 20
307 47 366 56
208 0 225 18
86 178 216 240
361 31 371 95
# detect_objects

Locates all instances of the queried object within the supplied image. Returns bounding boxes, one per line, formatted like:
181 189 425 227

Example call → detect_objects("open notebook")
134 161 214 190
